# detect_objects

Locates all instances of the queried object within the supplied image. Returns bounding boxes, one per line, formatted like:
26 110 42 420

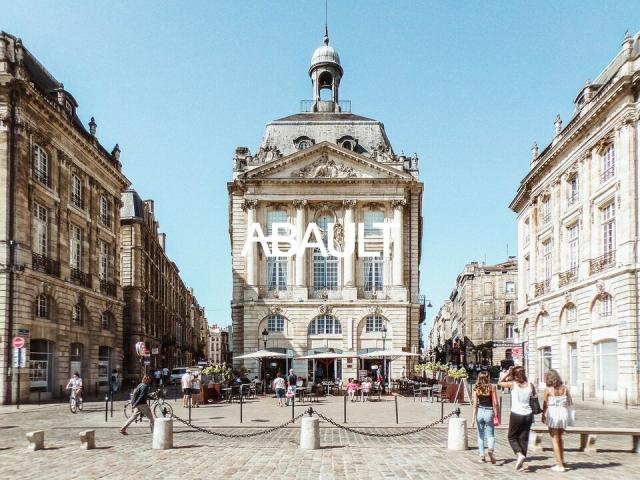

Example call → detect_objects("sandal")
119 429 128 435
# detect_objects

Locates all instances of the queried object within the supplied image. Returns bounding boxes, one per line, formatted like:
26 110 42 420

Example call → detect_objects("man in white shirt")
162 366 170 385
181 370 192 407
66 372 83 403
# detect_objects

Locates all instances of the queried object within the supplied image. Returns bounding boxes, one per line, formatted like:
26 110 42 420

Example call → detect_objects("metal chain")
312 410 459 438
171 411 307 438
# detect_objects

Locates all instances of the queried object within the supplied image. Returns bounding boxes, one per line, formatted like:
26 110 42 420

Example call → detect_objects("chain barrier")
311 407 461 438
170 411 307 438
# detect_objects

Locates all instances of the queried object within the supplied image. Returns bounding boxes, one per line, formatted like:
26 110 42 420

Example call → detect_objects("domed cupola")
309 26 343 112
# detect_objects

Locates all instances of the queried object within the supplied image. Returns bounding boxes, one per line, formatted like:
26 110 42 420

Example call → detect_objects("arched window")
266 314 285 333
72 303 83 326
35 294 48 319
365 314 385 333
33 144 49 186
101 311 113 330
294 136 314 150
337 135 357 151
318 72 333 101
308 315 341 335
600 294 613 317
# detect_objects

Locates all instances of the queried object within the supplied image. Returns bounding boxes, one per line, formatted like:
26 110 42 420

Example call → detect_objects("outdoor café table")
420 385 433 401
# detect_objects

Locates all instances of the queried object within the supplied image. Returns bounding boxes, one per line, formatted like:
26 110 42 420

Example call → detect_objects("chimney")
89 117 97 137
157 233 166 250
144 199 154 214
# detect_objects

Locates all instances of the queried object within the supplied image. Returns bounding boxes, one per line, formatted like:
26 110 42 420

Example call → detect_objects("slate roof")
120 189 145 220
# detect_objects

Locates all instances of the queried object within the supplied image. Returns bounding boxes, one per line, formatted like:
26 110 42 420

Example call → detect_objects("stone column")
293 200 307 287
342 200 356 287
392 200 406 286
242 199 258 286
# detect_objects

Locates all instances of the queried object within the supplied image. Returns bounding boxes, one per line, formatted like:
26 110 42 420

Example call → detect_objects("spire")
323 0 329 45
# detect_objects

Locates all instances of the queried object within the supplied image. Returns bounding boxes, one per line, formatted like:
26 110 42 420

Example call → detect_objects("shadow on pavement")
528 462 621 473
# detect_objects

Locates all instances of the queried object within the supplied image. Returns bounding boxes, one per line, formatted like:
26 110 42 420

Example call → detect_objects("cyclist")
120 375 154 435
66 372 83 403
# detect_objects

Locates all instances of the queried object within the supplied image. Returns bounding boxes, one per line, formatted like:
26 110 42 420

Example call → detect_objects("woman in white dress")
541 369 572 472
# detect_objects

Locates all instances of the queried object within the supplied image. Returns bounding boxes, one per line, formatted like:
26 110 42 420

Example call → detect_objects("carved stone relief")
291 154 359 178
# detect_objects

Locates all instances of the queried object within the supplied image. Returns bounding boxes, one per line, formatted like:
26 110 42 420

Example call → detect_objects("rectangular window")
505 301 514 315
35 295 48 318
99 196 112 227
568 176 579 205
523 219 530 245
364 210 384 237
505 323 514 339
69 224 82 270
71 174 83 208
602 203 615 255
505 281 515 294
483 282 492 296
539 346 552 383
569 343 578 387
363 256 384 291
266 210 288 235
601 145 615 182
567 224 579 270
99 241 110 281
313 249 338 290
266 256 288 289
32 203 48 256
542 240 552 282
267 315 284 332
98 346 112 383
594 340 617 392
600 295 613 317
541 198 551 225
33 145 49 186
366 316 384 332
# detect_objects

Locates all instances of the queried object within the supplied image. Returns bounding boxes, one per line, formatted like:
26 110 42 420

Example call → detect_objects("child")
347 378 358 402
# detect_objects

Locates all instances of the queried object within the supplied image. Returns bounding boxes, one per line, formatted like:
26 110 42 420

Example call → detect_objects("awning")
234 349 292 359
297 352 359 360
359 349 421 359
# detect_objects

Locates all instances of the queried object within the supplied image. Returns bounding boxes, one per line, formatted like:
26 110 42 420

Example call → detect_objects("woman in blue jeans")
471 371 500 464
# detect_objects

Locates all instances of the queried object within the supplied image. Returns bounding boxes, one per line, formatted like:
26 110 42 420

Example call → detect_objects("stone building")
208 324 222 364
510 31 640 401
228 30 425 381
120 190 208 380
427 300 451 360
0 33 129 403
434 259 518 366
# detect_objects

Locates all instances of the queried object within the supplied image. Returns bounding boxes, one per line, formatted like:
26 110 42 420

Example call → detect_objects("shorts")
183 388 192 395
275 388 285 399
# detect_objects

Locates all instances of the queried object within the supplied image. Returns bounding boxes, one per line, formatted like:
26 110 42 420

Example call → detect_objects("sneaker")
478 456 486 463
515 454 526 470
551 465 567 472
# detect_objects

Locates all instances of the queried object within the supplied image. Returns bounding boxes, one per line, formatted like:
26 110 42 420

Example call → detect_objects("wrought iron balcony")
257 285 293 299
601 167 615 183
70 267 91 288
541 214 551 225
589 251 615 275
558 267 578 287
32 252 60 277
357 286 389 299
568 192 579 207
100 279 117 297
534 280 550 297
309 286 342 300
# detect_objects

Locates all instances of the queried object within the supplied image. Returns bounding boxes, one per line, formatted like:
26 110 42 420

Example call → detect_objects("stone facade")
430 259 518 365
0 33 129 403
228 32 424 381
207 324 230 365
510 32 640 401
120 190 207 380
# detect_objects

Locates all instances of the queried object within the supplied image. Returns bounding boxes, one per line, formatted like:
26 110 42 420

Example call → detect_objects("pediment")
243 142 412 180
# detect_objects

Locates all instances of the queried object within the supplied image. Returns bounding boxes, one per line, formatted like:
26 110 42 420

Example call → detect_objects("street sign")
13 347 27 368
12 337 25 349
151 348 159 355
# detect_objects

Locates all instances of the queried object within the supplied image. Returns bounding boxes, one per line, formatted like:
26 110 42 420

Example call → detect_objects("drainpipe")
4 81 18 405
634 107 640 405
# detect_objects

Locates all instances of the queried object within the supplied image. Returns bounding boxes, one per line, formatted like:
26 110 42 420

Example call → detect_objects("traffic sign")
13 347 27 368
12 337 25 349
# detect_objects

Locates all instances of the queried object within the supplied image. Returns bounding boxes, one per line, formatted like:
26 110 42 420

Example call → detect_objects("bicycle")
68 388 84 414
123 388 173 421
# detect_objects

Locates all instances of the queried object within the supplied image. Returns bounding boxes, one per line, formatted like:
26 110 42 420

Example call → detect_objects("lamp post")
381 326 387 378
261 328 269 390
262 328 269 350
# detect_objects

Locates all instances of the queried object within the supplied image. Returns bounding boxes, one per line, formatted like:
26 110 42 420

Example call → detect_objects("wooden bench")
531 426 640 454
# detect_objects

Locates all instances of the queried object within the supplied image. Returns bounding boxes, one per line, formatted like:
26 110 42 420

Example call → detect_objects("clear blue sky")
3 1 637 334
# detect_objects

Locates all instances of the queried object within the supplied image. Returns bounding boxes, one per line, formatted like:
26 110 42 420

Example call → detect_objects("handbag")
529 383 543 415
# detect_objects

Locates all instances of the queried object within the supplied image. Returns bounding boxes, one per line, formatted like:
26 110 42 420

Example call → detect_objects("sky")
3 1 638 336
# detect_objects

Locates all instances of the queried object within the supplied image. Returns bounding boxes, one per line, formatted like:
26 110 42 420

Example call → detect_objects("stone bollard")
152 418 173 450
79 430 96 450
299 416 320 450
447 417 468 451
26 430 44 451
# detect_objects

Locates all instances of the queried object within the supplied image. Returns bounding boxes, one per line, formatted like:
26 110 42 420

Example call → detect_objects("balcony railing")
357 286 389 299
300 99 352 113
589 251 616 275
33 168 49 186
309 286 342 300
32 252 60 277
568 193 579 206
70 193 83 209
257 285 293 299
558 267 578 287
70 267 91 288
100 279 117 297
541 214 551 225
534 280 550 297
601 167 615 183
99 214 113 228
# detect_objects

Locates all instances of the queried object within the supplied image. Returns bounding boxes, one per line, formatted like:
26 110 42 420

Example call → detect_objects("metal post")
110 387 114 418
625 388 628 410
16 349 20 410
343 393 347 423
291 393 295 421
602 385 605 406
394 395 398 424
188 394 192 424
104 394 109 423
581 383 584 402
440 400 444 423
174 383 178 402
95 382 98 398
38 390 41 406
239 390 243 424
499 395 503 424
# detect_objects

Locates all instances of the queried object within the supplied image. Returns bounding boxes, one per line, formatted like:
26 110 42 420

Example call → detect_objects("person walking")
273 372 286 407
285 369 297 406
162 366 170 385
542 369 572 472
498 366 537 471
471 371 499 464
191 373 201 408
110 369 119 393
120 375 154 435
181 369 192 407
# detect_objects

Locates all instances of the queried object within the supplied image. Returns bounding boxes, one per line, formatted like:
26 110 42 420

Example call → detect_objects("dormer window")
294 136 314 150
64 100 74 115
337 135 358 152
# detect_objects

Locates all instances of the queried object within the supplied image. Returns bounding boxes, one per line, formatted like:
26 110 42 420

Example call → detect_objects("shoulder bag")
529 383 543 415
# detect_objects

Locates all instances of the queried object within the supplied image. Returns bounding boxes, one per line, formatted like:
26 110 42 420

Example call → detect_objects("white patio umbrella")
234 349 290 359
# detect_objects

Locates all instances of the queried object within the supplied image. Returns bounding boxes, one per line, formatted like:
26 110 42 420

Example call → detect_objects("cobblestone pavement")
0 392 638 479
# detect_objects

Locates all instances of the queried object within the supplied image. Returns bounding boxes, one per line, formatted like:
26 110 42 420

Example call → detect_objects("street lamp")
381 325 387 378
262 328 269 350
